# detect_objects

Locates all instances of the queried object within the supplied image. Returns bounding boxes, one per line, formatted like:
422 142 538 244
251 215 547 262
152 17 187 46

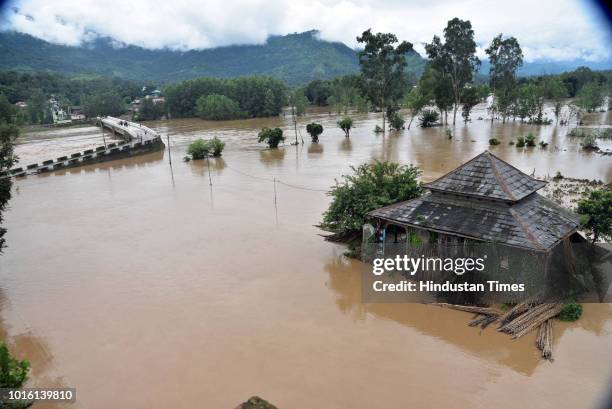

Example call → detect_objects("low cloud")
1 0 611 62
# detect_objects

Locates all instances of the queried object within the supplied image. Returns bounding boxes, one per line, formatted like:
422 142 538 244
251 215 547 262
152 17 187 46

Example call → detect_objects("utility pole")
167 134 172 165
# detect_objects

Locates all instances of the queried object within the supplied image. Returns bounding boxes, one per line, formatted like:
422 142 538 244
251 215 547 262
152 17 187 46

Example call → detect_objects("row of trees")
164 76 285 119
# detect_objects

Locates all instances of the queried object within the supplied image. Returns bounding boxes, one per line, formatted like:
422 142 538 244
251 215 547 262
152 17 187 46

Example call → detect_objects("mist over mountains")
0 30 609 85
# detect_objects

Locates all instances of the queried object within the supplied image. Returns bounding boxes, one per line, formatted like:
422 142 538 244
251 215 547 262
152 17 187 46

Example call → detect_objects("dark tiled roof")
367 192 580 251
423 151 546 202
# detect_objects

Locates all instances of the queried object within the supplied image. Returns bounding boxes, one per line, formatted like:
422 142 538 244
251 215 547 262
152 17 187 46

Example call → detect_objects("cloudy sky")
1 0 611 62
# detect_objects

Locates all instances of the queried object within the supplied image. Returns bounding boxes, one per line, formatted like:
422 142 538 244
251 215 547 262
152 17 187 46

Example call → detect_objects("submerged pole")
167 134 172 165
206 156 213 186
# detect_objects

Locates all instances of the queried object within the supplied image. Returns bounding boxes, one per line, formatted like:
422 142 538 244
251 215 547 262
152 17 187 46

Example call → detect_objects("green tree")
460 86 480 123
403 85 430 129
321 161 422 233
0 94 18 253
306 123 323 142
356 29 413 132
137 97 164 121
81 91 125 118
419 109 440 128
425 18 480 125
304 79 332 106
577 189 611 243
0 342 30 388
515 83 540 122
575 80 605 113
187 139 211 159
337 117 353 137
258 127 284 148
540 76 568 124
196 94 243 120
485 34 523 123
26 89 48 124
388 110 405 130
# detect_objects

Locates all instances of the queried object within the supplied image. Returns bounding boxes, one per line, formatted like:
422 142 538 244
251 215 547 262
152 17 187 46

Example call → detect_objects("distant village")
13 88 165 125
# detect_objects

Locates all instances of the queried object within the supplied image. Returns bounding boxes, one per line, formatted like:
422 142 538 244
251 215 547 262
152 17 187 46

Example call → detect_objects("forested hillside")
0 30 426 85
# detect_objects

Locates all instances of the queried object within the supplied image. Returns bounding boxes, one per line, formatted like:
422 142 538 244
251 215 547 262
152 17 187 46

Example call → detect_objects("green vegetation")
524 133 536 147
135 97 165 121
356 29 413 131
425 18 480 125
516 136 525 147
196 94 243 120
165 76 284 119
460 86 481 123
0 342 30 388
337 117 353 137
322 161 422 234
388 111 405 130
575 80 605 112
258 127 284 148
306 123 323 142
404 85 430 129
489 138 500 145
419 109 439 128
82 90 125 118
0 94 19 252
580 134 598 150
577 189 611 243
558 303 583 322
186 137 225 159
187 139 211 159
486 34 523 123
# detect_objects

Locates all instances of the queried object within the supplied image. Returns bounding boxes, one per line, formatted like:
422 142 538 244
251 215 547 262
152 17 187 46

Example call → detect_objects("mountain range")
0 30 609 85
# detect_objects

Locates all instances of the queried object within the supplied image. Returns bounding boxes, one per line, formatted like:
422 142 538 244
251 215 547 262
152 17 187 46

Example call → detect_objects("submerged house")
366 152 586 286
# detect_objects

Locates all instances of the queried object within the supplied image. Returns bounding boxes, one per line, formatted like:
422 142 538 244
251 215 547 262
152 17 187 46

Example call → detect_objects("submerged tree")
306 123 323 142
258 127 285 149
460 86 480 123
425 18 480 125
577 189 611 243
356 29 413 132
485 34 523 123
404 85 430 129
575 80 605 113
321 161 422 234
337 117 353 137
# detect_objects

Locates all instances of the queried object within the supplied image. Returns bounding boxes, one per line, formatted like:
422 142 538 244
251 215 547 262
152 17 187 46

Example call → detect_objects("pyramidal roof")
422 151 546 202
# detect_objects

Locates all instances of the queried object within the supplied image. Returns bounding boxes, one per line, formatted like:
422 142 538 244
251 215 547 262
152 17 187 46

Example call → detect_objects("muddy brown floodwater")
1 106 611 409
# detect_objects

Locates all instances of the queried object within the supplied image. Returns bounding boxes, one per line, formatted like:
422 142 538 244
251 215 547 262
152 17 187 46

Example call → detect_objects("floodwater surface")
1 107 611 409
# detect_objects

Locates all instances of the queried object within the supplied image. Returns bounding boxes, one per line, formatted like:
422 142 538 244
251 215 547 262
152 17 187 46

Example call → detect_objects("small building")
366 152 589 298
70 106 86 120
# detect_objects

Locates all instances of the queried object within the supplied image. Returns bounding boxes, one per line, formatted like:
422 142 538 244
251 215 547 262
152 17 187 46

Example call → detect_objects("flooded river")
1 107 611 409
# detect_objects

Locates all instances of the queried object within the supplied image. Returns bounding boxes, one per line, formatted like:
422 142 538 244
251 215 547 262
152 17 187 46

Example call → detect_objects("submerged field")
1 105 611 409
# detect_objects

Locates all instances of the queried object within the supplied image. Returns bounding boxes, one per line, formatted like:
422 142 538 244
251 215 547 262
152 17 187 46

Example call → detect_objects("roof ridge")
485 152 516 201
422 152 488 188
486 150 548 187
508 206 545 250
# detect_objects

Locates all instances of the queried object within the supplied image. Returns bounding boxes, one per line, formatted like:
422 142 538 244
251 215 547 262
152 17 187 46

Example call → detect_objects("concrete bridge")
1 117 165 179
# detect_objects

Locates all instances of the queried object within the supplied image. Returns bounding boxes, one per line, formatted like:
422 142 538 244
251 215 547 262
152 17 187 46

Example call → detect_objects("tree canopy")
356 29 413 131
322 161 422 233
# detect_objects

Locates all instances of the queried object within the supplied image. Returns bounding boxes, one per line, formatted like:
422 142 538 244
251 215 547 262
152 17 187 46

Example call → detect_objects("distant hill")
0 30 425 85
479 59 612 77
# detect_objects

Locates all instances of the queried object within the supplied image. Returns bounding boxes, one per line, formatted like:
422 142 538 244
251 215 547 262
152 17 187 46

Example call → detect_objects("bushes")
321 161 422 233
258 127 285 148
580 134 598 150
558 303 582 322
515 133 536 148
489 138 500 146
0 342 29 388
196 94 243 120
306 123 323 142
388 111 405 130
187 137 225 159
419 109 439 128
337 117 353 137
